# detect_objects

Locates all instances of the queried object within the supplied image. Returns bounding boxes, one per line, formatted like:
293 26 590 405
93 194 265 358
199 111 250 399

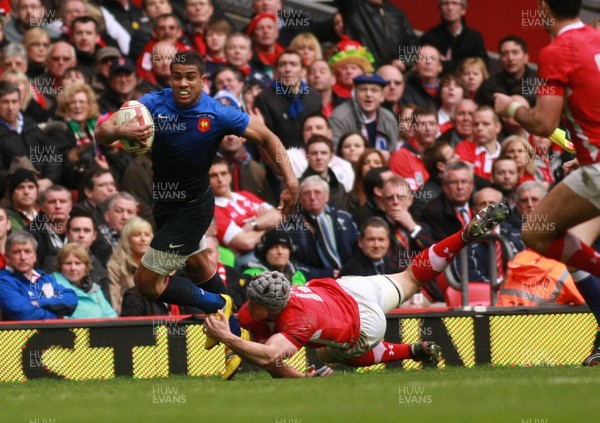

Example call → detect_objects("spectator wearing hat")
70 16 103 82
245 0 295 47
0 81 64 191
98 57 137 113
243 228 307 286
247 13 283 80
6 168 39 232
253 48 321 150
91 46 122 97
328 37 374 101
329 73 399 154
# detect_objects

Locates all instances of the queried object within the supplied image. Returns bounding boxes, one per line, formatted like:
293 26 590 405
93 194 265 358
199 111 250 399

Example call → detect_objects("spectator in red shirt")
209 157 279 265
389 105 438 190
437 98 476 148
455 106 502 179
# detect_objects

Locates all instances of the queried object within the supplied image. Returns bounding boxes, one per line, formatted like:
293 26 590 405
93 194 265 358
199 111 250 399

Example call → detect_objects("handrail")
444 233 516 307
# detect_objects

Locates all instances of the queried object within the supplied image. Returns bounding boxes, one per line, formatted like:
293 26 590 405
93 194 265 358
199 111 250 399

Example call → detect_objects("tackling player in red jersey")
205 203 508 378
495 0 600 366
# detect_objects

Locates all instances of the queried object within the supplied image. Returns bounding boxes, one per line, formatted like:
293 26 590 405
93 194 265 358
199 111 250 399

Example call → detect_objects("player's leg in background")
134 255 227 314
184 249 243 338
522 182 600 276
568 217 600 365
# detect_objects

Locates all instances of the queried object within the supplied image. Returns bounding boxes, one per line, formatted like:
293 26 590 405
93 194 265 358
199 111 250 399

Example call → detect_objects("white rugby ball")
116 100 154 155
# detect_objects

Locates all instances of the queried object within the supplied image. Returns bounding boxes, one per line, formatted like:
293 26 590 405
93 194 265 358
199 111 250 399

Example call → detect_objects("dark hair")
0 81 20 99
499 35 528 54
67 205 98 233
170 50 205 75
80 168 113 192
545 0 582 19
154 13 182 30
71 16 99 32
336 131 368 158
435 72 467 109
423 141 452 176
359 216 390 238
302 112 330 130
205 17 233 36
492 156 518 173
475 105 501 124
213 66 245 84
211 155 230 170
306 135 333 153
78 168 114 202
362 165 391 203
275 48 304 68
413 104 438 122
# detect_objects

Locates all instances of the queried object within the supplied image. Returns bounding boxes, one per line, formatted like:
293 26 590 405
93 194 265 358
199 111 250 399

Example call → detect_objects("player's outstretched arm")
95 109 153 147
243 116 299 215
494 93 563 137
205 310 308 378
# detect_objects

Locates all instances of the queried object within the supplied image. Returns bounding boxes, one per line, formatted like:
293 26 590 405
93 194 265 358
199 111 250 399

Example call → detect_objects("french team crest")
198 117 211 133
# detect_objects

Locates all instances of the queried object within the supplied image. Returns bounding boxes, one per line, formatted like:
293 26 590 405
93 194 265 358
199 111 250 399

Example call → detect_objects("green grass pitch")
1 366 598 423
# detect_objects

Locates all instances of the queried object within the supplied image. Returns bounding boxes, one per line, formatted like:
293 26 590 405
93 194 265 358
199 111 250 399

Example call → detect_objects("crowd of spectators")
0 0 595 321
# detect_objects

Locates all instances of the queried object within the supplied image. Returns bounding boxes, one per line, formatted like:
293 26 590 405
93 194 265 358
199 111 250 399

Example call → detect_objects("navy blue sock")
572 271 600 326
196 271 242 337
159 275 225 313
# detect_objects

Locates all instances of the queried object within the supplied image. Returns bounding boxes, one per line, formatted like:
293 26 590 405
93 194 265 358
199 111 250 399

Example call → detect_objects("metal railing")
444 233 516 307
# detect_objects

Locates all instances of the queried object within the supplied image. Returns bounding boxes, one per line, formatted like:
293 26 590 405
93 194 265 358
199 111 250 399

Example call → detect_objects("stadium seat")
445 283 492 307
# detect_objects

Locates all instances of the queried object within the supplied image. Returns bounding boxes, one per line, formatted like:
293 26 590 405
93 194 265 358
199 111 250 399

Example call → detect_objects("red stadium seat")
445 283 492 307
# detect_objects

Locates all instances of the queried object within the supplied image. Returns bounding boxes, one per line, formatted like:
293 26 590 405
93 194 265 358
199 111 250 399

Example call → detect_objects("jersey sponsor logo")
198 117 211 133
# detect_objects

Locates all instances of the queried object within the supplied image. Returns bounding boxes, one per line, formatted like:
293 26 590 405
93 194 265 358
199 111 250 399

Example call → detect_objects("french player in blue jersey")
96 50 298 379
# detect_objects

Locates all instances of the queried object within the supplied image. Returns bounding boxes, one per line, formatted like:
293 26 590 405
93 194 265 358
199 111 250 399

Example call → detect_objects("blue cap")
353 73 388 87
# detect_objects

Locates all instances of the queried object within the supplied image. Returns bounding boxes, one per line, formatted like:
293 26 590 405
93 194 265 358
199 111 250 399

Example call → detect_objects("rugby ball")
116 100 154 155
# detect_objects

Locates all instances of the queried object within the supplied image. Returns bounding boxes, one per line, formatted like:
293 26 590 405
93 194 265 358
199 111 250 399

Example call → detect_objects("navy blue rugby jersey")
138 89 249 199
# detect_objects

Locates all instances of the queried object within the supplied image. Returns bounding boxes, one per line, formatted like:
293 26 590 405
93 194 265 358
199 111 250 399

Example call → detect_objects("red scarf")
238 65 251 76
256 43 284 67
